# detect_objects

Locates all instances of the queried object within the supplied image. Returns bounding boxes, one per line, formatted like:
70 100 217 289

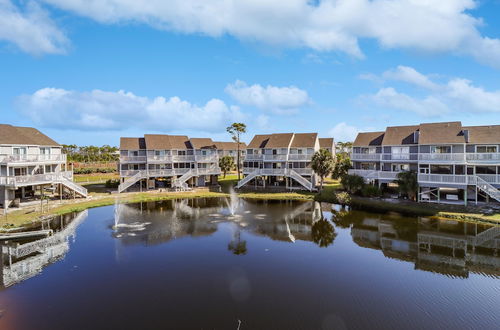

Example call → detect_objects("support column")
437 188 440 204
464 188 467 206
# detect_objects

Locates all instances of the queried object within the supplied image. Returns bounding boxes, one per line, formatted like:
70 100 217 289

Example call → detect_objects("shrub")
361 184 382 197
341 174 365 194
105 179 120 188
335 192 351 206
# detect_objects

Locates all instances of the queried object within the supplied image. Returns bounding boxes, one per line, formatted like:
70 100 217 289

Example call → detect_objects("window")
430 165 452 174
391 164 409 172
476 166 496 174
13 147 27 155
307 148 314 154
476 145 497 153
455 165 465 175
431 146 451 154
40 147 51 155
361 163 376 170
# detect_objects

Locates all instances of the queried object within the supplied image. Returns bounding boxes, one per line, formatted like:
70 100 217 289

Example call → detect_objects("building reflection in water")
0 210 88 288
344 211 500 278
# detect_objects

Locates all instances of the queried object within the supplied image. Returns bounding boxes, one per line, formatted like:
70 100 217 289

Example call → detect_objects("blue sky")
1 0 500 146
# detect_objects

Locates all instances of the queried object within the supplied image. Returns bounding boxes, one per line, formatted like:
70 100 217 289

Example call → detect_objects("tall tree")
226 123 247 180
219 155 234 178
396 170 418 201
311 149 334 190
332 152 351 180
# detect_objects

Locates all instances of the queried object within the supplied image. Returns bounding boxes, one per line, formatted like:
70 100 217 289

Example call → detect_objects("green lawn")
74 173 119 183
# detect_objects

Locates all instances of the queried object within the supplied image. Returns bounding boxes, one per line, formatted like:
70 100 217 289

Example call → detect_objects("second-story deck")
0 154 67 164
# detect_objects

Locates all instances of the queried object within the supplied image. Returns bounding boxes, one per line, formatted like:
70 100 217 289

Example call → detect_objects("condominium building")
118 135 222 192
0 124 87 211
350 122 500 205
237 133 335 191
214 141 247 166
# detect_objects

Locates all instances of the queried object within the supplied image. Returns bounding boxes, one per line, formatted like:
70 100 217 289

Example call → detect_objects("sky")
1 0 500 146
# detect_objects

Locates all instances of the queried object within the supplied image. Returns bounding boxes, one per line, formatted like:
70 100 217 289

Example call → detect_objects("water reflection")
0 210 88 288
343 211 500 278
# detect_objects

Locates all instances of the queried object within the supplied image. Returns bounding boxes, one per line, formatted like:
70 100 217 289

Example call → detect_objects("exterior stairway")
473 226 500 245
58 176 88 197
118 171 146 193
475 176 500 202
288 169 313 191
236 169 259 189
173 169 195 190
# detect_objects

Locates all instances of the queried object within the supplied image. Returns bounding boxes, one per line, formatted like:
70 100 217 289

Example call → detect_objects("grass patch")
74 173 119 183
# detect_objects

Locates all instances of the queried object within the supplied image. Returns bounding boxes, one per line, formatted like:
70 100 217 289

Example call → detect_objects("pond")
0 197 499 329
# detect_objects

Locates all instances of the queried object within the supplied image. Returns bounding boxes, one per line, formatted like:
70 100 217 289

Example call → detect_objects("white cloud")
36 0 500 67
255 114 270 130
225 80 310 114
382 66 440 91
0 0 68 55
328 122 360 142
17 88 244 131
370 87 450 117
362 65 500 116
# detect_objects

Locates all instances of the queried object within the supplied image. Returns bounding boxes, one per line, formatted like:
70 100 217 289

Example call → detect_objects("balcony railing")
120 167 221 178
245 154 263 161
381 153 418 161
147 155 173 162
418 174 468 184
195 155 218 162
263 154 288 161
351 153 381 161
292 168 313 175
288 154 313 161
120 156 147 163
418 153 465 162
465 153 500 162
0 171 74 186
0 154 67 163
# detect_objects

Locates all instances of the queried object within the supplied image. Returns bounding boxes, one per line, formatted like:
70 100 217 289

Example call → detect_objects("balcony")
351 153 381 161
147 155 173 163
348 169 400 181
245 154 263 161
465 153 500 163
288 154 312 161
120 156 147 163
291 168 313 176
418 153 465 162
263 154 288 161
172 155 195 162
0 171 73 187
195 155 218 162
381 153 418 161
0 154 67 164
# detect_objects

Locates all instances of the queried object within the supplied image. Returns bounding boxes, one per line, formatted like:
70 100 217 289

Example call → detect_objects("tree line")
62 145 119 163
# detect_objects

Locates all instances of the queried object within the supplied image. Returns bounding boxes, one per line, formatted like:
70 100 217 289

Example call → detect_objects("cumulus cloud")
225 80 310 114
33 0 500 67
0 0 68 55
328 122 361 142
17 88 243 131
362 65 500 116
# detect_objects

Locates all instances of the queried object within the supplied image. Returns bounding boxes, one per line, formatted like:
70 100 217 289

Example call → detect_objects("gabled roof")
290 133 318 148
190 138 215 149
319 138 334 149
120 137 146 150
266 133 294 148
213 141 247 150
463 125 500 144
0 124 60 146
418 121 464 144
144 134 172 150
382 125 419 145
247 134 272 149
353 132 385 147
168 135 192 149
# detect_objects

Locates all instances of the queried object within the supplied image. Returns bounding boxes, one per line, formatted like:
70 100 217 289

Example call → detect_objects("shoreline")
1 185 499 232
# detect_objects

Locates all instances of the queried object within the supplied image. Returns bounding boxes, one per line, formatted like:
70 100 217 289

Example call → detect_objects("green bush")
105 179 120 188
335 192 351 205
341 174 365 194
74 167 116 174
361 184 382 197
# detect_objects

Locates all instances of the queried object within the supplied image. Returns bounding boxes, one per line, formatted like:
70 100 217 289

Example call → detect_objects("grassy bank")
1 176 498 230
74 173 119 183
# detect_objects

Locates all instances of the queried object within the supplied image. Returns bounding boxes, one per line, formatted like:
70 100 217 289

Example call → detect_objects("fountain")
113 199 150 232
225 188 241 217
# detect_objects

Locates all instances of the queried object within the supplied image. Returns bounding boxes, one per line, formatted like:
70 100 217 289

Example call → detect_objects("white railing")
260 168 287 175
378 171 400 180
288 154 313 161
418 153 465 162
348 169 379 178
288 169 313 191
292 168 313 175
351 153 381 161
245 154 263 160
475 176 500 202
60 176 88 197
0 154 66 163
120 156 147 162
195 155 218 162
236 168 313 190
172 155 195 162
0 171 72 186
263 154 288 161
466 153 500 162
418 174 467 184
147 155 173 162
381 153 418 161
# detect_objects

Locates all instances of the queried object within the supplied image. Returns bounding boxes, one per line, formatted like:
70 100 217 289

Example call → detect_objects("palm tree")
226 123 247 180
332 152 351 180
311 149 334 190
396 170 418 201
311 218 336 248
219 155 234 178
228 230 247 255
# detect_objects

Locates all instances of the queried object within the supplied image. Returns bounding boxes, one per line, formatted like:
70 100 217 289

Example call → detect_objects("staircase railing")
475 176 500 202
59 176 88 197
236 169 259 188
173 169 194 189
287 169 313 191
474 226 500 245
118 171 146 193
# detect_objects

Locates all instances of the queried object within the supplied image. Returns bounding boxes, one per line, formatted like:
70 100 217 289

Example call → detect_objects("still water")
0 198 499 329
